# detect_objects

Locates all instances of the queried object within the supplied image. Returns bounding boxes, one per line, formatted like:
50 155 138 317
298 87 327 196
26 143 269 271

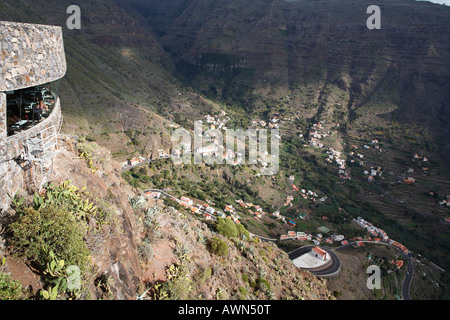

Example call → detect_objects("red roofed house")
191 207 199 214
204 213 213 220
180 196 193 206
239 202 248 208
145 191 161 199
311 247 328 261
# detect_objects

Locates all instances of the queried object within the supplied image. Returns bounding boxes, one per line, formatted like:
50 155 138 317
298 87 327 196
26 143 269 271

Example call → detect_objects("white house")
297 232 308 240
145 191 161 199
311 247 328 261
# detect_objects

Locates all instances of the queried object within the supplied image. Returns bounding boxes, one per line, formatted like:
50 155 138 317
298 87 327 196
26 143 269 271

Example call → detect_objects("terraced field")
342 130 450 271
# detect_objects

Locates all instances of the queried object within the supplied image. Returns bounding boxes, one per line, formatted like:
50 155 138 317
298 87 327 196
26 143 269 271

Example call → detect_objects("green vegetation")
8 204 90 272
152 263 192 300
215 217 238 239
0 272 27 300
149 239 194 300
76 138 99 172
209 236 229 257
194 266 212 286
215 217 250 241
40 251 82 300
0 258 28 300
5 180 115 299
32 181 111 231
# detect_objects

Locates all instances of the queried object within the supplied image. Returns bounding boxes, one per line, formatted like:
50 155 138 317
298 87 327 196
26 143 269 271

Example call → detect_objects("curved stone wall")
6 95 62 159
0 21 66 212
0 21 67 91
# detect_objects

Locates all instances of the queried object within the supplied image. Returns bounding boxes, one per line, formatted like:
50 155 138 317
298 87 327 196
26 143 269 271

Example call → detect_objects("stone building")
0 21 67 211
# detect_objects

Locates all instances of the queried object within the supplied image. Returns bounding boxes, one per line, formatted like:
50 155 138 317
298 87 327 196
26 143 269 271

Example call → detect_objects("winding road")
143 188 179 200
336 241 414 300
288 245 341 278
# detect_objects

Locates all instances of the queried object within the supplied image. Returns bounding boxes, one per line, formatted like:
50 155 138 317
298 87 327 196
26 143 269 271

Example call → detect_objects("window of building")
6 80 60 136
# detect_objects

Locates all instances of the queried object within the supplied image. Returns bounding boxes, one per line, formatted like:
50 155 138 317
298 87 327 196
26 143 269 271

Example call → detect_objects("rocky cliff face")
1 0 449 299
0 134 333 300
126 0 449 78
50 135 143 299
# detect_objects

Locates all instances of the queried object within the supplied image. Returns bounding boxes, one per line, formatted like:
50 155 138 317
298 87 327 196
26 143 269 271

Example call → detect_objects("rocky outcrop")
49 136 333 300
51 136 143 300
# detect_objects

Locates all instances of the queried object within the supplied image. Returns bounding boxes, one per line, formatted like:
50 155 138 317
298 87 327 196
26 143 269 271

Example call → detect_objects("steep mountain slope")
0 134 333 300
2 0 448 157
0 2 333 300
113 0 450 287
1 0 449 299
120 0 450 156
0 0 208 160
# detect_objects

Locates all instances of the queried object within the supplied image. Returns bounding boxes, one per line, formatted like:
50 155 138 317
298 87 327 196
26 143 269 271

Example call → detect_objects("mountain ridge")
1 0 449 300
118 0 450 158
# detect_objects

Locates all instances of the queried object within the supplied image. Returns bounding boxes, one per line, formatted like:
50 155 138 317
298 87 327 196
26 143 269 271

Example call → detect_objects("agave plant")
128 195 147 210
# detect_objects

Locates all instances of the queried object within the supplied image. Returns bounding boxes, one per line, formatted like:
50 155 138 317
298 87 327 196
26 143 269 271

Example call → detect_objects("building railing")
5 94 61 160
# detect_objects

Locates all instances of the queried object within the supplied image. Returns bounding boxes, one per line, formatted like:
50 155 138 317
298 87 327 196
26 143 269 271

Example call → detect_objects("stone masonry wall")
0 21 67 91
0 93 5 141
0 21 66 212
0 97 62 212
